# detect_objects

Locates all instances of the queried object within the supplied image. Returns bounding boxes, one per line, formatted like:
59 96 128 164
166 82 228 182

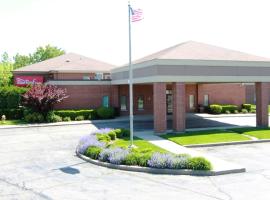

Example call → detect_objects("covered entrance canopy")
111 41 270 133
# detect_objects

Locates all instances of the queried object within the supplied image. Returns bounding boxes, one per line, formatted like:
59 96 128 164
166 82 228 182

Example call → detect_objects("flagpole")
128 2 134 147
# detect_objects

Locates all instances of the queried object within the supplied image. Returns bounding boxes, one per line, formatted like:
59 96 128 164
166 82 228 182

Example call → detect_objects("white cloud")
1 0 270 65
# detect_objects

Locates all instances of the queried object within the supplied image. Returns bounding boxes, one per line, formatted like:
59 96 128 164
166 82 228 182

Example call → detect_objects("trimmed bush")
123 152 140 165
75 115 84 121
234 110 239 114
85 146 103 160
225 110 230 114
24 112 44 123
221 105 238 113
63 116 71 121
209 104 222 114
251 109 256 113
241 109 248 114
0 108 24 120
54 109 96 120
96 133 111 143
46 111 62 122
187 157 212 170
108 131 116 140
96 107 115 119
242 104 252 112
114 129 123 138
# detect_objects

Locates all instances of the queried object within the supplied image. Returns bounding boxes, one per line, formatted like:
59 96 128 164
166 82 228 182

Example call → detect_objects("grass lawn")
112 136 167 152
0 120 27 125
231 127 270 139
161 130 251 145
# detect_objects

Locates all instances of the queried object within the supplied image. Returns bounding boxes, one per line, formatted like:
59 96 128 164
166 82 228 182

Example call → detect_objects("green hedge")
54 109 97 120
209 104 238 114
96 107 115 119
242 104 252 112
221 105 238 113
0 86 28 109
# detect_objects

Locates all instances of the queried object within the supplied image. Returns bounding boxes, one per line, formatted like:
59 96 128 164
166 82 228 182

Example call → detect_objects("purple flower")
77 134 106 154
107 148 130 165
147 153 173 168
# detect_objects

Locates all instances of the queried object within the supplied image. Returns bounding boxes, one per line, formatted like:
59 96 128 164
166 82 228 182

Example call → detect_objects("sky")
1 0 270 65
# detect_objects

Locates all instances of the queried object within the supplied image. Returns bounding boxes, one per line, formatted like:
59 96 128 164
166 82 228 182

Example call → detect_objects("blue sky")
1 0 270 65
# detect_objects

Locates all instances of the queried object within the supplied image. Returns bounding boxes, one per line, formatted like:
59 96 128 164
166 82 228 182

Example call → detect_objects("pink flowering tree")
22 84 68 113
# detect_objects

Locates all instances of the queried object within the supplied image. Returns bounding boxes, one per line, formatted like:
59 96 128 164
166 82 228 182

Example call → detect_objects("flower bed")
76 128 212 171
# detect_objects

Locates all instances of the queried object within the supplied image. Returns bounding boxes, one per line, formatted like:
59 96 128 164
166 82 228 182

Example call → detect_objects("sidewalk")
134 131 246 174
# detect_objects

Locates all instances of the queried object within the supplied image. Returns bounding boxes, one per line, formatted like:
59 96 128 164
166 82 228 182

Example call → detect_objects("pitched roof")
132 41 270 64
14 53 116 73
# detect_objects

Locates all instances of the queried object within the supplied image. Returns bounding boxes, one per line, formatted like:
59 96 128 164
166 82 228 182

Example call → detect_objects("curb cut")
76 150 245 176
185 139 270 148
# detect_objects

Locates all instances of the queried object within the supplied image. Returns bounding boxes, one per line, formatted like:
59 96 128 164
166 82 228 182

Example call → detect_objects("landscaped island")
76 128 212 172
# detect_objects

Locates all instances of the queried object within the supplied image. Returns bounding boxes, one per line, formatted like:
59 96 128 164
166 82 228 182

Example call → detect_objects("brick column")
256 82 269 127
172 82 186 132
153 83 167 133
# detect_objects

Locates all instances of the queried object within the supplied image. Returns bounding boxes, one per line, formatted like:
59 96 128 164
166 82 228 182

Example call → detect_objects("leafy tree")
13 54 32 69
22 84 69 114
13 45 65 69
31 45 65 63
0 52 13 86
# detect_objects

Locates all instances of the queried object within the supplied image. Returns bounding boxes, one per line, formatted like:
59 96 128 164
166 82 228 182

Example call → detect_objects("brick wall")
198 83 246 107
55 85 117 109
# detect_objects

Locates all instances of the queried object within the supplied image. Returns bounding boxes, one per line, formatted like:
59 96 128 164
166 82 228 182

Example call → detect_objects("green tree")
0 52 13 86
13 45 65 69
13 54 32 69
31 45 65 63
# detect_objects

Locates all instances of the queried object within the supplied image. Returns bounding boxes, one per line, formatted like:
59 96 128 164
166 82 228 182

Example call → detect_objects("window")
138 96 144 110
103 74 111 80
102 96 109 107
189 95 195 109
83 75 90 80
203 94 209 106
120 96 127 111
95 73 103 80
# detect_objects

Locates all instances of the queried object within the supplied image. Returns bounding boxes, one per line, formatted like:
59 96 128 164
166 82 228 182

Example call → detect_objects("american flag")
130 7 143 22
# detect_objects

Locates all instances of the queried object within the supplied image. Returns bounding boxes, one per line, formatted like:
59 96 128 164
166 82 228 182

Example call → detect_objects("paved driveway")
0 125 270 200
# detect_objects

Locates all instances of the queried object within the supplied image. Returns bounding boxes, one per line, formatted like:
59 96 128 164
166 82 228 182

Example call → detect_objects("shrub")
0 108 24 120
98 148 112 162
63 116 71 122
75 115 84 121
251 109 256 113
233 110 239 114
108 131 116 140
93 128 114 135
114 129 123 138
22 84 68 114
147 153 173 169
96 107 115 119
24 112 44 123
225 110 230 114
96 133 111 143
54 109 96 120
242 104 252 112
121 129 130 137
123 152 140 165
221 105 238 113
85 146 103 159
241 109 248 114
0 86 28 109
187 157 212 170
107 148 130 165
167 154 190 169
77 134 106 154
51 115 62 122
209 104 222 114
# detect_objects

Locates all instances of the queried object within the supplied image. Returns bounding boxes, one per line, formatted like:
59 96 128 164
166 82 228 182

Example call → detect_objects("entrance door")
166 90 173 114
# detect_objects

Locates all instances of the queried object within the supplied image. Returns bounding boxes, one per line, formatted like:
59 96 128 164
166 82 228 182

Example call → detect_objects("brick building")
13 41 270 132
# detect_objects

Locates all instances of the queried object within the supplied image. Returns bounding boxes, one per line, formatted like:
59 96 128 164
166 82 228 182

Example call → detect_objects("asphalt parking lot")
0 124 270 200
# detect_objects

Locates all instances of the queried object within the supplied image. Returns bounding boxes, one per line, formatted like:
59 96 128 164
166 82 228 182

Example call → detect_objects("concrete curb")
185 139 270 148
0 118 128 129
76 150 245 176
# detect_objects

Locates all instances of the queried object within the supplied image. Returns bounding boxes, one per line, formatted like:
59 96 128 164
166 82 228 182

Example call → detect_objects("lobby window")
102 96 109 107
203 94 209 106
120 96 127 111
189 95 195 109
138 96 144 110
